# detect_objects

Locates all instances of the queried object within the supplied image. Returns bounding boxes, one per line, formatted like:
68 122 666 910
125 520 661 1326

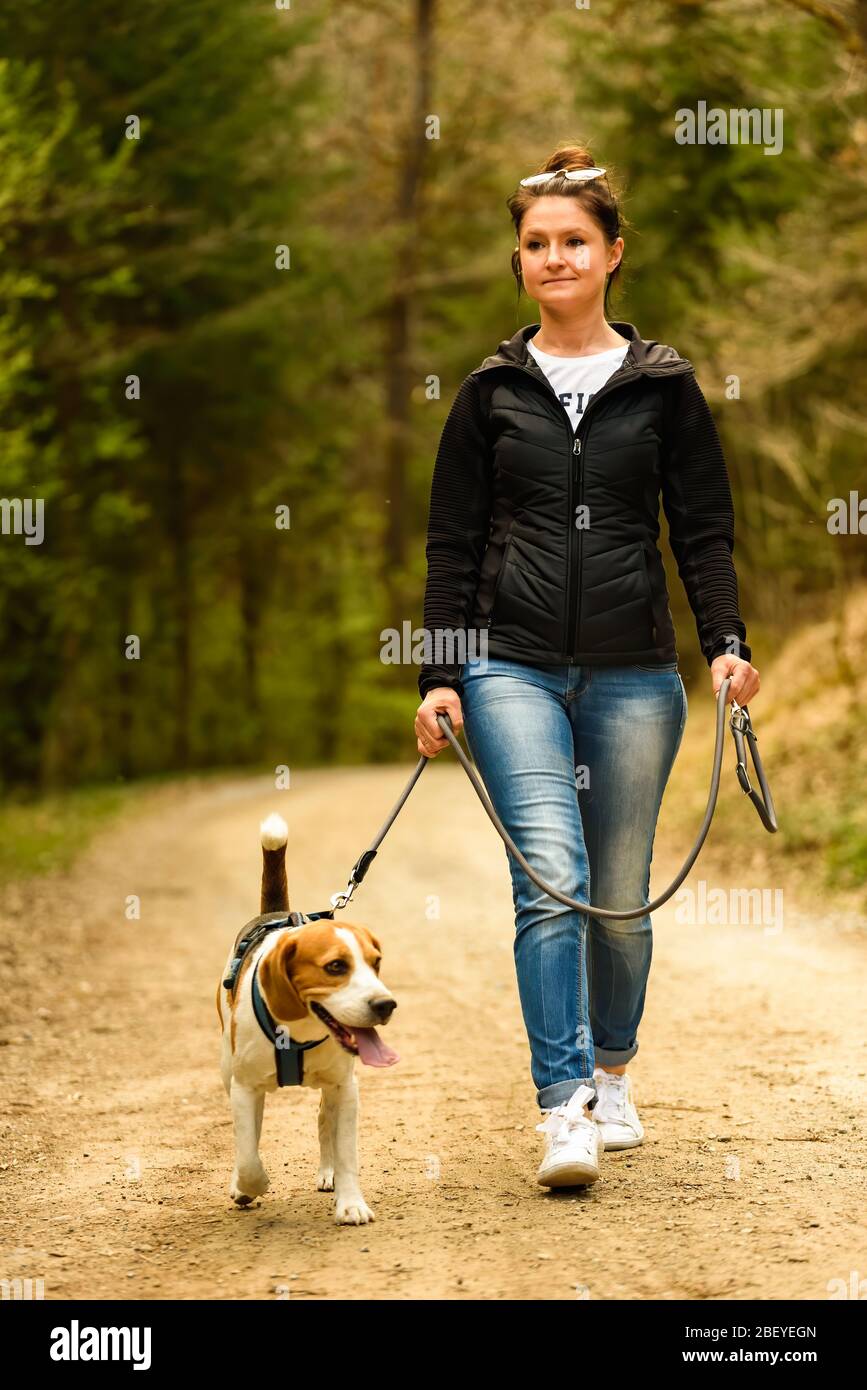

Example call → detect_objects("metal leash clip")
329 883 356 911
729 698 778 832
329 848 379 911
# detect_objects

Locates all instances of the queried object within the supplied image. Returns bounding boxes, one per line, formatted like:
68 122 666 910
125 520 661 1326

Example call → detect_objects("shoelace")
595 1073 630 1124
536 1083 596 1146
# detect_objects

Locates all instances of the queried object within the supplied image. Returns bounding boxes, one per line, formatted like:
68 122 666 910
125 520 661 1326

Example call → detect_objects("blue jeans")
459 656 687 1111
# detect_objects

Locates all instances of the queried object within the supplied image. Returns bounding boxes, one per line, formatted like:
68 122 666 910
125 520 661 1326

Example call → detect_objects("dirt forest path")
1 704 866 1301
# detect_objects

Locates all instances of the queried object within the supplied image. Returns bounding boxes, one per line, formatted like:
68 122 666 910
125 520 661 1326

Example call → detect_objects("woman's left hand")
710 653 760 705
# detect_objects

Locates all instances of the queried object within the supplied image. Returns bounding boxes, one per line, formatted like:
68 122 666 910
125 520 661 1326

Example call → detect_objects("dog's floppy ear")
258 935 308 1022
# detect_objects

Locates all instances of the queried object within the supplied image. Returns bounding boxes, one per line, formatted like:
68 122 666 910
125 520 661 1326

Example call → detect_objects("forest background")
0 0 864 894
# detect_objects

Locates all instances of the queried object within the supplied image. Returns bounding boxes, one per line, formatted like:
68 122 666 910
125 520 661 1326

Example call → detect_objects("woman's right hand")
415 687 464 758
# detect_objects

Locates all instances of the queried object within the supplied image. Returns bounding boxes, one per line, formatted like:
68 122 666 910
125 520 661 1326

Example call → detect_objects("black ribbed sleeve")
661 373 751 665
418 374 493 699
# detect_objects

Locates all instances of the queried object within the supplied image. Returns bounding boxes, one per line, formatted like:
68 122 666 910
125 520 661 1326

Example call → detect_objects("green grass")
0 762 287 883
824 813 867 892
0 783 144 880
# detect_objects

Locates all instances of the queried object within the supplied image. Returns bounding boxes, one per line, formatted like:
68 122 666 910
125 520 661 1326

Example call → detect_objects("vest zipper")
572 435 582 657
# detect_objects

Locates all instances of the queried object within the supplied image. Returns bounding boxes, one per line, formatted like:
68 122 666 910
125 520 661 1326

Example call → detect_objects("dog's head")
258 920 399 1067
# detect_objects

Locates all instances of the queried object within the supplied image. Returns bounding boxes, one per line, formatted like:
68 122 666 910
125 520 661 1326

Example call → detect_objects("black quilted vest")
468 320 695 666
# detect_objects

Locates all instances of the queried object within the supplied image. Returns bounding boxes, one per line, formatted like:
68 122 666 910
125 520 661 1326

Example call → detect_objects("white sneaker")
592 1068 644 1150
535 1084 603 1187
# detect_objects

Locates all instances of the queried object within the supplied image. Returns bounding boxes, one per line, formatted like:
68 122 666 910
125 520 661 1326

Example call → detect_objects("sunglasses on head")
519 166 607 188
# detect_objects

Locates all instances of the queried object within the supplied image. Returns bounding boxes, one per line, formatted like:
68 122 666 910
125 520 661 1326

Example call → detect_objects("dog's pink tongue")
353 1027 399 1067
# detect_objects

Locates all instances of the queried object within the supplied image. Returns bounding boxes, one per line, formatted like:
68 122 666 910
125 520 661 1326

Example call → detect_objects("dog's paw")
230 1166 270 1205
316 1167 335 1192
334 1194 375 1225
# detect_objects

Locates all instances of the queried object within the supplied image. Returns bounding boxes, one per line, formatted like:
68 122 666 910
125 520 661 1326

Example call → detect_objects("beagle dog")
217 814 399 1225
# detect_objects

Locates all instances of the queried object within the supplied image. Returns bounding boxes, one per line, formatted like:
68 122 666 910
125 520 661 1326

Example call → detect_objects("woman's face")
518 195 623 310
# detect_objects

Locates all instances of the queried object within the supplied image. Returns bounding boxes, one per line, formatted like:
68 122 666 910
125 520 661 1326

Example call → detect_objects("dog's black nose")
370 997 397 1022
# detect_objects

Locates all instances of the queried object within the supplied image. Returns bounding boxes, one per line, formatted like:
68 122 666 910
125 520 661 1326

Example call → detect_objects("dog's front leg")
316 1089 336 1191
327 1077 374 1225
229 1079 269 1206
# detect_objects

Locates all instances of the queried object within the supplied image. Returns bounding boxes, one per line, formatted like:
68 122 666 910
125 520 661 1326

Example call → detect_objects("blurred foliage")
0 0 864 816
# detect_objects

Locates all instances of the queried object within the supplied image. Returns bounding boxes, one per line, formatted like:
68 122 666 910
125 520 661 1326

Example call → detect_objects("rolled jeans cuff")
594 1043 639 1066
537 1076 598 1111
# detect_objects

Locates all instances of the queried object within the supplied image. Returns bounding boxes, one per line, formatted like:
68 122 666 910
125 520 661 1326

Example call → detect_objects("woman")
414 144 760 1189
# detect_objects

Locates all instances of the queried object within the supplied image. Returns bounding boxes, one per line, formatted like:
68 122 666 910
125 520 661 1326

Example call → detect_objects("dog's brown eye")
324 959 349 975
373 958 382 974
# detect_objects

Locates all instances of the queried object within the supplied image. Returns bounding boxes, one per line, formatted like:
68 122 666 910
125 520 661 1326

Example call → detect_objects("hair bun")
539 145 595 174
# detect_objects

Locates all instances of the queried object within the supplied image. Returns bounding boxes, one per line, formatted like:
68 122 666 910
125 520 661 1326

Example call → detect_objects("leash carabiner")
729 698 777 833
329 855 371 910
329 844 404 911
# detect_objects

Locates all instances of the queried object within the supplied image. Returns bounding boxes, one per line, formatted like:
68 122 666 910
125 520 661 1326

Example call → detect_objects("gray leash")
328 673 777 922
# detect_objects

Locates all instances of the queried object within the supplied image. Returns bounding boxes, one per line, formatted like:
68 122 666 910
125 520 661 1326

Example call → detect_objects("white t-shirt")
526 335 629 433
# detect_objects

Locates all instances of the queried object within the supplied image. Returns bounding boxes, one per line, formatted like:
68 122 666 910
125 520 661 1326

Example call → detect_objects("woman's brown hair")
507 143 629 317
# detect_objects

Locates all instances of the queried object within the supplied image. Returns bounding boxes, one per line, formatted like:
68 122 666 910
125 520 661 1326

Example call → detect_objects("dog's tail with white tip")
260 813 289 913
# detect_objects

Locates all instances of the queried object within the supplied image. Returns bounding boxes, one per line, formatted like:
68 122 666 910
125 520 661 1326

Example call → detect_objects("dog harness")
223 908 336 1087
